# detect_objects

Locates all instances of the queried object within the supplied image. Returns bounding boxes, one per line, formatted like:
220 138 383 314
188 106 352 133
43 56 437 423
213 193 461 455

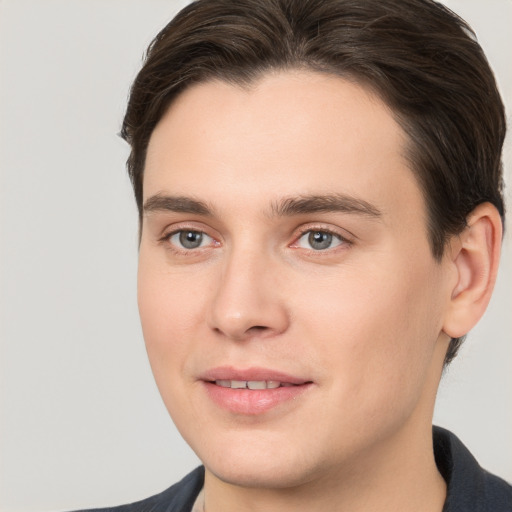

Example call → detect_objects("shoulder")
433 426 512 512
70 466 204 512
479 470 512 511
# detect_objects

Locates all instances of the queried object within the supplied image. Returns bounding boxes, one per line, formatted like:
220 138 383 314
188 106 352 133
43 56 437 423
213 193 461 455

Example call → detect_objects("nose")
206 246 290 341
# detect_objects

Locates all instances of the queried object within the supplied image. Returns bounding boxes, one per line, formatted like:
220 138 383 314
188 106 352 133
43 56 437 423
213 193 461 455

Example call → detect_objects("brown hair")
121 0 506 364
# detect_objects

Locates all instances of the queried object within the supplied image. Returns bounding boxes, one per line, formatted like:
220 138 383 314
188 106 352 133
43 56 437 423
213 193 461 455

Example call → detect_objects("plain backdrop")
0 1 510 511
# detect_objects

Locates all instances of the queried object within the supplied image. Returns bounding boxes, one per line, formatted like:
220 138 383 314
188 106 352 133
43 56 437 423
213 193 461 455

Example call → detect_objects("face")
139 71 453 489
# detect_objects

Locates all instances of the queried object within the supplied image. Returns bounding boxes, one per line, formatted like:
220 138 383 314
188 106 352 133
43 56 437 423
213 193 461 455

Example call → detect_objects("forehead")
144 70 423 223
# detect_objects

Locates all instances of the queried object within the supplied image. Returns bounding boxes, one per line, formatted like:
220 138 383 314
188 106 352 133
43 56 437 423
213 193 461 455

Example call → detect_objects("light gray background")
0 1 510 511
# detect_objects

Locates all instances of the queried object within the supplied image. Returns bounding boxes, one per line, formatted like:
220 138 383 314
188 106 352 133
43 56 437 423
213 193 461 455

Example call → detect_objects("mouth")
200 367 313 415
213 380 301 389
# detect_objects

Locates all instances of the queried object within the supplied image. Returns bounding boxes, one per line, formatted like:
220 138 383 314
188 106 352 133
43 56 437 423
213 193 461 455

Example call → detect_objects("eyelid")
287 224 355 258
291 223 354 244
159 220 216 240
156 221 353 254
158 223 221 252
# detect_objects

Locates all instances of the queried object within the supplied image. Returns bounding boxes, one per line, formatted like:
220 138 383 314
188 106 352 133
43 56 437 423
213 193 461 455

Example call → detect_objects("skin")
138 71 500 512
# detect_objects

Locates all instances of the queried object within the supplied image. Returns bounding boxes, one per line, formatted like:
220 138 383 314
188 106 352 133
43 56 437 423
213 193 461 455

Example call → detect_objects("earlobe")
442 203 502 339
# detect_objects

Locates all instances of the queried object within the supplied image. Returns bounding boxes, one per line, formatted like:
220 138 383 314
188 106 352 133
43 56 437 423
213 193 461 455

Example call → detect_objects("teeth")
214 380 294 389
247 381 266 390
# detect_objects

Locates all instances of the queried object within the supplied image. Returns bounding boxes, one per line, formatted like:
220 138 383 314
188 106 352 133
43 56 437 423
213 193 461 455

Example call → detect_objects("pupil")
309 231 332 250
180 231 202 249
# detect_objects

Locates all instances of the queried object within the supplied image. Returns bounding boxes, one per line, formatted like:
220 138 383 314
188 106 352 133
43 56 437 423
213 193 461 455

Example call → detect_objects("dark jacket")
74 427 512 512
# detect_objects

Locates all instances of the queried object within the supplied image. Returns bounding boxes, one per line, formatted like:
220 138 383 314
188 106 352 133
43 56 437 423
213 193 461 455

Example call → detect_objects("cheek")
293 259 444 409
137 256 206 384
137 265 209 440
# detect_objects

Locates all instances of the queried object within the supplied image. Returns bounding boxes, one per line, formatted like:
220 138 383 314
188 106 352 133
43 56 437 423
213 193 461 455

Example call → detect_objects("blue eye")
297 230 344 250
168 230 213 249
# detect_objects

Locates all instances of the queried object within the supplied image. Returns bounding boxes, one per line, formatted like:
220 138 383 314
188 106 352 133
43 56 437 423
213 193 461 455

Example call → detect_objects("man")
79 0 511 510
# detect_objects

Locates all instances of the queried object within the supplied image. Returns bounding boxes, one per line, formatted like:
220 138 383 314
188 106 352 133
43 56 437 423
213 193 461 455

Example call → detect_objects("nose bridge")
207 239 289 340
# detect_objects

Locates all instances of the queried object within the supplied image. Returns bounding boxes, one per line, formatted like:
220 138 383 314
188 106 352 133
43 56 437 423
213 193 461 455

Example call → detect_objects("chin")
195 432 326 490
207 457 319 490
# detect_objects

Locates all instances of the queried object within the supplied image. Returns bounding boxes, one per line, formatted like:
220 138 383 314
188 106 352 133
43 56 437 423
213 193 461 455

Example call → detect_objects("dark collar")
433 426 512 512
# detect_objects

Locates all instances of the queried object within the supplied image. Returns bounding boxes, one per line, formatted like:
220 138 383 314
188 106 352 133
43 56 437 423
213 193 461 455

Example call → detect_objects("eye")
168 230 213 250
296 230 345 251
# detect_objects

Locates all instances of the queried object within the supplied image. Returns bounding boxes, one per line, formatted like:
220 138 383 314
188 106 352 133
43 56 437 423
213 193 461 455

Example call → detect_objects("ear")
442 202 502 339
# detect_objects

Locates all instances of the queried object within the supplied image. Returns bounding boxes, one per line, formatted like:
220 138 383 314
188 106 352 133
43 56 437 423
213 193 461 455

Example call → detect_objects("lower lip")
203 382 312 415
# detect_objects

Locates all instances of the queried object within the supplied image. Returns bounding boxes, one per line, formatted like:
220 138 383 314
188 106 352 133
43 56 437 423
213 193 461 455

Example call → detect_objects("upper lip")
200 366 311 385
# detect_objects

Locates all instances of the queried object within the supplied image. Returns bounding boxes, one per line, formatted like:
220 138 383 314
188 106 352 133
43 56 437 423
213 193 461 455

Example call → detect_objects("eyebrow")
271 194 382 219
142 193 382 220
143 194 213 216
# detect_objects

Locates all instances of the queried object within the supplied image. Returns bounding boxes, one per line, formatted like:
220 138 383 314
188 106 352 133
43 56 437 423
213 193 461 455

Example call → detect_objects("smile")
214 380 298 389
201 367 313 415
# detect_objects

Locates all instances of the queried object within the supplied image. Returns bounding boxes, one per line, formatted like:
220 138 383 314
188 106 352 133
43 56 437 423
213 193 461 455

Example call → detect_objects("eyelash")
159 225 352 255
291 226 352 253
159 227 218 254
